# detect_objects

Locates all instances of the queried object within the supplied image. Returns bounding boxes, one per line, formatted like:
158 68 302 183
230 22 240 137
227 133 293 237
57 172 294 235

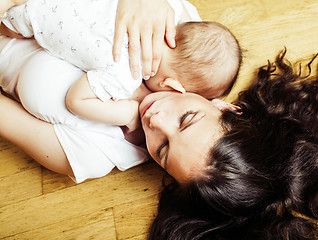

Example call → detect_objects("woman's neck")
122 126 146 146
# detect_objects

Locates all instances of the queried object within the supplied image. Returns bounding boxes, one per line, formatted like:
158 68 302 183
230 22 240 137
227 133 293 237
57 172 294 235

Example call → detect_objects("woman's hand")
113 0 176 80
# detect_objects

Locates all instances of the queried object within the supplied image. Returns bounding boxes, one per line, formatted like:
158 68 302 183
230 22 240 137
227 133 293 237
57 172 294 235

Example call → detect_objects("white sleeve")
182 0 202 21
168 0 202 24
167 0 183 24
1 4 34 37
86 45 142 103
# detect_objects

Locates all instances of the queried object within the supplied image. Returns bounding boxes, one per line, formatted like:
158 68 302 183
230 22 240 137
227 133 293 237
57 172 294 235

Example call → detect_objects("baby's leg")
0 93 74 176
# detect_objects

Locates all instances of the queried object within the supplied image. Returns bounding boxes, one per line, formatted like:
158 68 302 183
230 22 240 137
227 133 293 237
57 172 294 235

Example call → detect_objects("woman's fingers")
112 16 126 63
113 0 176 80
165 8 176 48
141 27 153 79
128 28 141 79
151 21 165 77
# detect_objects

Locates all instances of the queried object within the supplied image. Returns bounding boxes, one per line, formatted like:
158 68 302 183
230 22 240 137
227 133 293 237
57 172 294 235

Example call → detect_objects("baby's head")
145 21 242 99
173 21 241 98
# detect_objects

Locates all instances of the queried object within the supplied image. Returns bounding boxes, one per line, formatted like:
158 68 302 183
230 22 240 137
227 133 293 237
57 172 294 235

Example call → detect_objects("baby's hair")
170 21 242 99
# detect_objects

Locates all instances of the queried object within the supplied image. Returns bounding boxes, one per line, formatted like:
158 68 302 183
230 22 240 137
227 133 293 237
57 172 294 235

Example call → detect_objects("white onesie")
2 0 201 101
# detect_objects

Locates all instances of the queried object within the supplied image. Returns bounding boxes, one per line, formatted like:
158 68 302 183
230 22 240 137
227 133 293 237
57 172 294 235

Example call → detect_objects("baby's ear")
159 78 185 93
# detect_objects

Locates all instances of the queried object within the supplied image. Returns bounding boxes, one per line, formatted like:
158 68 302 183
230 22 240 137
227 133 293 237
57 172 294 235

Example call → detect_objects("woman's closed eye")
156 140 169 169
155 111 196 169
155 111 203 170
179 111 197 131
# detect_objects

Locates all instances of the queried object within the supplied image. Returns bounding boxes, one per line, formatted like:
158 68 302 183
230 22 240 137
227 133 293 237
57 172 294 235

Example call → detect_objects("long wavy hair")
148 49 318 240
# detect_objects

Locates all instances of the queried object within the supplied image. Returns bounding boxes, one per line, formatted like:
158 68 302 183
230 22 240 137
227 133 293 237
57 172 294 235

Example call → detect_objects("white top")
0 36 148 183
2 0 201 101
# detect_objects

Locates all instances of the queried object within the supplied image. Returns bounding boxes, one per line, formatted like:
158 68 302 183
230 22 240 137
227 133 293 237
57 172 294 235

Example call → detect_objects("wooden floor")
1 0 318 239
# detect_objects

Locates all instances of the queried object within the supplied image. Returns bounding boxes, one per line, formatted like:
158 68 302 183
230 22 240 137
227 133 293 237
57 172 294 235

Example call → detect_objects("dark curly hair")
148 49 318 240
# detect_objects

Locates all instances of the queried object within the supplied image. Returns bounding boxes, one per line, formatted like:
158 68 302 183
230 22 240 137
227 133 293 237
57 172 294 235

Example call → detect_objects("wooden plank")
114 195 159 240
4 209 116 240
0 138 39 178
0 167 42 208
41 166 121 194
41 167 77 194
0 162 164 238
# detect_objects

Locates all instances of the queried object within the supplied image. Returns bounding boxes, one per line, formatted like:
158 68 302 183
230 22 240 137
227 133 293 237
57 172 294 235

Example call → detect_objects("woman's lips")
141 101 155 119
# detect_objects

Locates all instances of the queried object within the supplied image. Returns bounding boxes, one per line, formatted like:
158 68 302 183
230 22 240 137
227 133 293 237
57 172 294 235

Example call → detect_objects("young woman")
148 49 318 240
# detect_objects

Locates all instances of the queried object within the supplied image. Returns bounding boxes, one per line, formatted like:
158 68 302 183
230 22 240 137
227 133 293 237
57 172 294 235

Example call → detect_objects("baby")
0 0 241 131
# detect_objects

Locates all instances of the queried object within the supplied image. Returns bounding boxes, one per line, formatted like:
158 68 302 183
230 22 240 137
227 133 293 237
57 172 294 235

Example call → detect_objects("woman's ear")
211 99 242 114
159 78 185 93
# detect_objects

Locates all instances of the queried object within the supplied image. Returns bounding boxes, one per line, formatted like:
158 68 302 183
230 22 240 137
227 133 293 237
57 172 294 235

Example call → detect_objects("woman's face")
139 91 223 182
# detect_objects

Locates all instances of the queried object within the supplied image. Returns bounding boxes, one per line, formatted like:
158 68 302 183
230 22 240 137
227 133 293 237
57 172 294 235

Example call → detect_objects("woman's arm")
112 0 176 80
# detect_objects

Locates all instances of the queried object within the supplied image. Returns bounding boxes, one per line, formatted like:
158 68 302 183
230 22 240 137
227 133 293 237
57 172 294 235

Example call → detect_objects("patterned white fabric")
2 0 201 101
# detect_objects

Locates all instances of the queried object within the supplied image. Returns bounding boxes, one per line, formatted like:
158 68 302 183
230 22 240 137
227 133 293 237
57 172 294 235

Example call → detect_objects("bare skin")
113 0 176 80
0 92 74 176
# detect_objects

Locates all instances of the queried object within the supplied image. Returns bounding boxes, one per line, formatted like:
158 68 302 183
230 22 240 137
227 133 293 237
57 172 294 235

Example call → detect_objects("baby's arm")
66 74 140 131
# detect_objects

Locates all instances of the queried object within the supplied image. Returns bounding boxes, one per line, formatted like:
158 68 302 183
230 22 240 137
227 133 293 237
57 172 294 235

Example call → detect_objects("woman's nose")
149 111 174 136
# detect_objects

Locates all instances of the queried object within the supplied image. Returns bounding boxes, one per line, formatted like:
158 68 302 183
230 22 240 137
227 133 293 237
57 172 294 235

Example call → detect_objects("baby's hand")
125 100 141 132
